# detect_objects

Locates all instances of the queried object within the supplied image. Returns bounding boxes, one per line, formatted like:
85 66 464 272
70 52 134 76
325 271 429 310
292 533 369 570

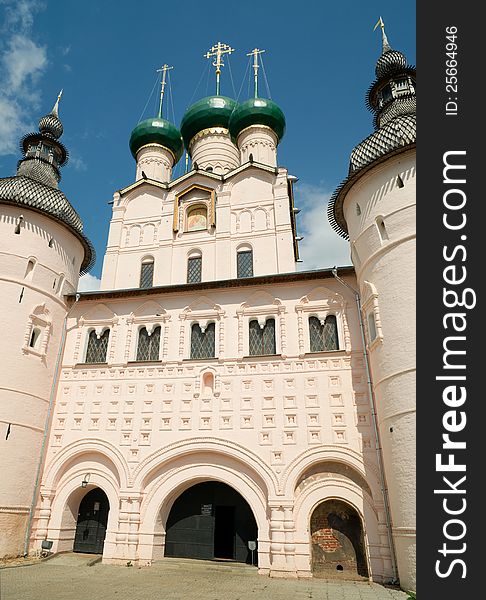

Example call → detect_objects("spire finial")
52 89 63 117
373 16 391 54
204 41 234 95
247 48 265 99
156 64 173 118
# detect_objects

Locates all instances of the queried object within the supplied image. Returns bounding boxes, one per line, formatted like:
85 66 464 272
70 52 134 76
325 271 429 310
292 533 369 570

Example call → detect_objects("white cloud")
69 154 87 171
2 35 47 91
0 0 48 156
295 182 351 271
77 273 101 292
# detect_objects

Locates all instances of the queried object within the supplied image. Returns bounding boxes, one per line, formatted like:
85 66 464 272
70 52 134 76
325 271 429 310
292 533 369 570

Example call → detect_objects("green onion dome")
228 97 286 144
129 117 184 163
180 96 238 149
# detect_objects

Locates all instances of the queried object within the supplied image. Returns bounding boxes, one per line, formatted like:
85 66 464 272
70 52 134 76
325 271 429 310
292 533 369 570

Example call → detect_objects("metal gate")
73 488 110 554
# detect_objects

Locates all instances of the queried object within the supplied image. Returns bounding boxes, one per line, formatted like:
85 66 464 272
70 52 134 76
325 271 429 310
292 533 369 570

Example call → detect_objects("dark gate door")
73 488 110 554
214 505 235 559
165 481 257 564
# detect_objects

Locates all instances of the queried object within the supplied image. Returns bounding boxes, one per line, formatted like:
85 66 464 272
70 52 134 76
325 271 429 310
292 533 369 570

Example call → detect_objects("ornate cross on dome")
247 48 265 98
204 41 234 95
373 16 391 54
156 64 173 118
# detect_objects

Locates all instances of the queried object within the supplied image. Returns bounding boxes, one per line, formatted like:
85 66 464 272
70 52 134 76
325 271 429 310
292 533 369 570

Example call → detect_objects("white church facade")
0 31 416 591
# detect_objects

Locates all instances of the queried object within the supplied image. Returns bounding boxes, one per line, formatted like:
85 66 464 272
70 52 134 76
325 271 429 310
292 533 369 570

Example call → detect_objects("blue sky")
0 0 415 289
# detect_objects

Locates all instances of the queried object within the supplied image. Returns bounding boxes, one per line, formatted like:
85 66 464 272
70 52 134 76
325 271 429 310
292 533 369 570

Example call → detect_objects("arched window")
187 205 208 232
24 258 36 280
190 323 215 359
237 249 253 278
85 329 110 363
309 315 339 352
367 312 377 342
187 251 202 283
140 258 154 289
136 326 161 361
249 318 276 356
29 327 41 349
202 371 214 396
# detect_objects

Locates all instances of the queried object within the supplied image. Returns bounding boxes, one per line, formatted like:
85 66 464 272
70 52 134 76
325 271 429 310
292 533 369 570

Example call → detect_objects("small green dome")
229 97 286 144
180 95 238 149
129 117 184 163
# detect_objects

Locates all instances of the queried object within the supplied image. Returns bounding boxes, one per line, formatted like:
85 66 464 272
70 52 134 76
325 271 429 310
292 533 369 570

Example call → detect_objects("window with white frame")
140 258 154 289
187 252 202 283
136 326 161 361
85 329 110 363
237 249 253 278
190 322 215 359
249 318 276 355
309 315 339 352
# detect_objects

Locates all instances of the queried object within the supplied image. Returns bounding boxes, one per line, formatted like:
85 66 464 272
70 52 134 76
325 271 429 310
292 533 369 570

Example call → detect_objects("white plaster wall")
32 274 394 581
342 149 416 591
0 205 85 557
237 126 278 167
100 168 297 290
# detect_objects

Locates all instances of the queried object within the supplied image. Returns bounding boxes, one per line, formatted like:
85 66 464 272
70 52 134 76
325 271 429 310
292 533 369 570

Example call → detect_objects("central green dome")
229 97 286 144
180 95 238 149
129 117 184 163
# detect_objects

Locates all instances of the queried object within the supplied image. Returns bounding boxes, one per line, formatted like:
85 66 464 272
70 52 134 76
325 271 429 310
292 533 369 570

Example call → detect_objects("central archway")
164 481 258 564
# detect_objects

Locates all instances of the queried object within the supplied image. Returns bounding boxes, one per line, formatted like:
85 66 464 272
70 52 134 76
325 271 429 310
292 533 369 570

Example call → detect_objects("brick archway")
310 499 368 579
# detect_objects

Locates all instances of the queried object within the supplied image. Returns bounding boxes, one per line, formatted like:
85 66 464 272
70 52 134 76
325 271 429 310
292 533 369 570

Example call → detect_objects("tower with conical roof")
329 19 416 591
0 95 94 557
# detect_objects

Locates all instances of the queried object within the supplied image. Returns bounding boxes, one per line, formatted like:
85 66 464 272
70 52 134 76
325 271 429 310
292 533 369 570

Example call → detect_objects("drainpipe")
331 267 398 584
23 293 80 556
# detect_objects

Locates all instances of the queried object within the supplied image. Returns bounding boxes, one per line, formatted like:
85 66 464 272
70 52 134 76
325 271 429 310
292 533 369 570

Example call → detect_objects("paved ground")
0 553 409 600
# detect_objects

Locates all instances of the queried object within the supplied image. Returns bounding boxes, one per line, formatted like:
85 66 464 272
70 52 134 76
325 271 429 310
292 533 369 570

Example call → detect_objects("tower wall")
135 144 174 183
189 128 240 174
0 204 85 557
341 149 416 590
237 125 278 167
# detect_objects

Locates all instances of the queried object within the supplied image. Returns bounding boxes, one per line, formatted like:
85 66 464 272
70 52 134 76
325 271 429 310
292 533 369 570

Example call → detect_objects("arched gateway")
310 499 368 579
73 488 110 554
164 482 258 564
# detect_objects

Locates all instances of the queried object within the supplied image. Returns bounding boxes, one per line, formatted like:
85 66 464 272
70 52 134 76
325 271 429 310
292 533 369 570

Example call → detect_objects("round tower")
329 23 416 591
0 94 94 557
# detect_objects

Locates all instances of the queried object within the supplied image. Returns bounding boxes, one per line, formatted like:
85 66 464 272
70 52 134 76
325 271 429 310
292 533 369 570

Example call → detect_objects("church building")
0 27 416 591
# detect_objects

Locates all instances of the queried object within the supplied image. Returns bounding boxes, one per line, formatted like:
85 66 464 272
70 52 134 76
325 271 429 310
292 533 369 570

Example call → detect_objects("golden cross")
373 16 390 51
204 42 234 95
156 64 173 118
247 48 265 98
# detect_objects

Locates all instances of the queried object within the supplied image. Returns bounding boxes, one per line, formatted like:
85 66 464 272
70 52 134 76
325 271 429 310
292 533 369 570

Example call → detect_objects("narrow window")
309 315 339 352
25 259 36 280
136 326 161 361
187 255 202 283
237 250 253 278
140 259 154 289
85 329 110 363
249 318 276 356
29 327 41 349
368 312 377 343
187 205 207 232
190 323 215 359
356 204 361 216
376 217 388 241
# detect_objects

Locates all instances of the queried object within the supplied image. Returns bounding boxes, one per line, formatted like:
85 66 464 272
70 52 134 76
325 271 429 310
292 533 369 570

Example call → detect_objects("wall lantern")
81 473 91 488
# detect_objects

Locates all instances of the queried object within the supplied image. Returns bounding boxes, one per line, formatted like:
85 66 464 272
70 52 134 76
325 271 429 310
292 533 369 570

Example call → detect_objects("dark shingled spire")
0 94 94 273
328 22 416 239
